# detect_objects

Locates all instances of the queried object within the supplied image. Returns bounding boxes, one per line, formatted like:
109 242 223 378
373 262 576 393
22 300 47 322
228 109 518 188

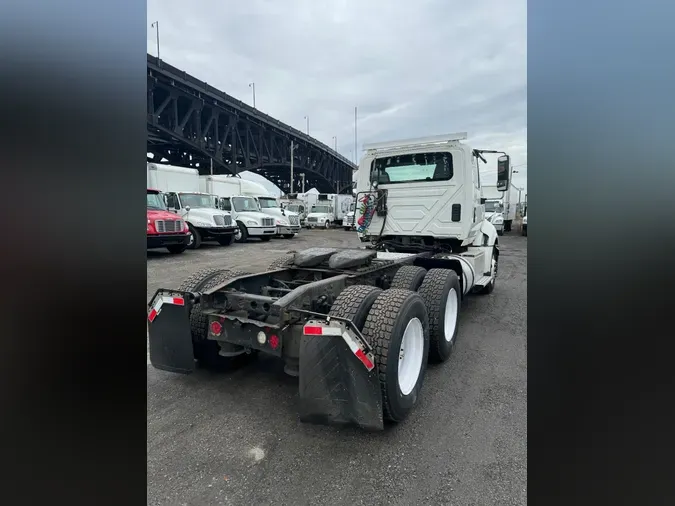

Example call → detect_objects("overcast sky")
148 0 527 198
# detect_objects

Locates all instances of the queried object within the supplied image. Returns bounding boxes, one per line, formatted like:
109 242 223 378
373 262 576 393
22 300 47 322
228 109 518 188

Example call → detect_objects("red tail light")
269 334 279 349
210 321 223 336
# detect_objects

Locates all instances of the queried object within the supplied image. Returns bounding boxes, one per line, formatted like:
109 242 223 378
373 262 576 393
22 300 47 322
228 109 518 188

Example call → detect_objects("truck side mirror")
496 155 510 191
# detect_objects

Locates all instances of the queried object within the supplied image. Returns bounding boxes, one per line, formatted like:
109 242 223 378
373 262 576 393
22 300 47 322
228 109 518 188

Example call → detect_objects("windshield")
147 192 166 210
179 193 217 209
258 197 279 209
311 205 332 214
485 201 503 213
232 196 260 212
371 151 453 184
287 204 302 213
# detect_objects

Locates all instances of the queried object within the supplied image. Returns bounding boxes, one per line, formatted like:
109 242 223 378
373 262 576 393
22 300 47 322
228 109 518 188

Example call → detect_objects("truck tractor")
216 196 277 243
146 188 191 254
148 132 512 430
165 191 239 249
255 195 302 239
342 202 356 231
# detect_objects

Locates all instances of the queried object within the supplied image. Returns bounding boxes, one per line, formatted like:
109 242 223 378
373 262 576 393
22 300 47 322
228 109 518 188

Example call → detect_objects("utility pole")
290 140 294 194
151 21 160 62
248 82 256 108
210 157 213 175
354 106 357 165
332 136 337 152
300 173 305 193
304 116 309 135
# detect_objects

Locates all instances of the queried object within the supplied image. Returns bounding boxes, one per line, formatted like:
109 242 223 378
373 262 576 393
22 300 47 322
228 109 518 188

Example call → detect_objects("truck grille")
213 214 232 227
262 217 275 227
307 217 318 223
155 219 183 233
289 215 299 226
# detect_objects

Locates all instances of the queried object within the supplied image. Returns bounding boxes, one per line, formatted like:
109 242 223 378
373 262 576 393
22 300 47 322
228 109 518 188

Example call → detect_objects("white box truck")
147 163 238 249
198 175 277 243
481 184 518 234
305 193 354 229
236 181 301 239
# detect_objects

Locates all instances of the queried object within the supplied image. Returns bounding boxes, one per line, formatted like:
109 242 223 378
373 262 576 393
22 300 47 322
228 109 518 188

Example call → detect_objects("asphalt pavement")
147 229 527 506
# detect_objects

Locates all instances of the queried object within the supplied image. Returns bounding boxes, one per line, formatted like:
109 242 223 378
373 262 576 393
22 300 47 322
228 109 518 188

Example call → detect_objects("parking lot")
147 229 527 506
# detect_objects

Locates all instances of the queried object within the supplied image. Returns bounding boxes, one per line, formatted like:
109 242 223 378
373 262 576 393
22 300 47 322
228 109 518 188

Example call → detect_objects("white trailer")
147 163 238 249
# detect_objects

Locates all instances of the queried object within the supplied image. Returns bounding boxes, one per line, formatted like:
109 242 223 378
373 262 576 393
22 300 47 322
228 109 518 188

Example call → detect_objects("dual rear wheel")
328 265 462 423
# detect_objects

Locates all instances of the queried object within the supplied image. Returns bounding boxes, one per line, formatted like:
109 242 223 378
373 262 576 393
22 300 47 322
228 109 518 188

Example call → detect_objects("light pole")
248 82 256 108
290 140 299 193
304 116 309 135
151 21 160 61
300 173 306 193
332 136 337 153
354 106 357 166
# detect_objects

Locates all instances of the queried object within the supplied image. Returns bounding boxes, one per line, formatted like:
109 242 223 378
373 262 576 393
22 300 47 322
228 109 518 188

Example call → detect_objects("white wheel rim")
235 227 242 240
397 317 425 396
188 233 194 246
444 288 459 342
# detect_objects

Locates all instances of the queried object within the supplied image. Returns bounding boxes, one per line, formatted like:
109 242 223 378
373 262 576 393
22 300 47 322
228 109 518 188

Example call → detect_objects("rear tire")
390 265 427 291
216 234 235 246
260 235 272 242
187 224 202 249
361 289 430 422
417 269 461 363
283 234 295 239
185 269 252 369
267 253 296 270
497 229 504 237
166 244 187 254
328 285 382 330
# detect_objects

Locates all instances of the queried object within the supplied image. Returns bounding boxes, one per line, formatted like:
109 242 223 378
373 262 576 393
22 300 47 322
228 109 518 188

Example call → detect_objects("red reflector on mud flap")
303 326 323 335
341 331 375 372
148 295 186 322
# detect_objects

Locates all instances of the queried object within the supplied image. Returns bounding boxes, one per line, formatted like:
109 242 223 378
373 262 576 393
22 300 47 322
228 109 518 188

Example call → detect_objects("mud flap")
298 334 384 431
148 291 196 374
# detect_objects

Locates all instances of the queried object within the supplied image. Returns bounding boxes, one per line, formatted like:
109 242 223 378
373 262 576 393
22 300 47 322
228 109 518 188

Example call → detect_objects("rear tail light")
269 334 279 350
210 321 223 336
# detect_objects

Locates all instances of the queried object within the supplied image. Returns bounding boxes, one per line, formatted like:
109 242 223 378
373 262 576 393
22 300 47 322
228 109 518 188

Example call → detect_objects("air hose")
356 194 376 233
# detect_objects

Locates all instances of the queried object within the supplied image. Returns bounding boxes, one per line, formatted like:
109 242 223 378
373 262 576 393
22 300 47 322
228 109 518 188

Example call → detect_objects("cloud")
148 0 526 193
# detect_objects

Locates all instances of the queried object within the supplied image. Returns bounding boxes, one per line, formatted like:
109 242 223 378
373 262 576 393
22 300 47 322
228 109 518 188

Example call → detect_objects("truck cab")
284 202 308 227
217 195 276 242
146 188 191 254
165 191 238 249
484 199 505 236
342 202 356 231
306 203 335 229
255 195 301 238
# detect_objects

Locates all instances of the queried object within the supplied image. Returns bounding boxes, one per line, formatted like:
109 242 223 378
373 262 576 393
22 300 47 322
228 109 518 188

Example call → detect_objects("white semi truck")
481 184 518 234
198 176 277 243
148 132 512 430
147 163 238 249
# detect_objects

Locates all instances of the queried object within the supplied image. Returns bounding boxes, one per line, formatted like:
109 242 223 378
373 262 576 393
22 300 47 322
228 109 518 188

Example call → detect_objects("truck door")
469 154 484 243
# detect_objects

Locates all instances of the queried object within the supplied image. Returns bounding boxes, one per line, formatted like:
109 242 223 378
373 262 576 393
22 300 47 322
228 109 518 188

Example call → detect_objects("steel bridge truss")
147 55 355 194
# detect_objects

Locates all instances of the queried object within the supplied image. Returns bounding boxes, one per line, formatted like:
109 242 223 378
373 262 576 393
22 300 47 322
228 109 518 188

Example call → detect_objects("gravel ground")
147 229 527 506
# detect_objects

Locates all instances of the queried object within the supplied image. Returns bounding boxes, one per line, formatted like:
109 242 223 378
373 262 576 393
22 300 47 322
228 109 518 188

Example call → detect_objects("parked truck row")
146 163 301 252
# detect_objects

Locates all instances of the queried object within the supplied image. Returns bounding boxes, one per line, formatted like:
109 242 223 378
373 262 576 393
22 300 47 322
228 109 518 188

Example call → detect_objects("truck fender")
478 219 499 247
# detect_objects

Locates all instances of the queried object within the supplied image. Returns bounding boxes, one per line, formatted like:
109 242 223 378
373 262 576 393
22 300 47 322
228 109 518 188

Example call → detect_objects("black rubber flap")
328 249 377 269
148 295 196 374
298 333 384 430
293 247 339 267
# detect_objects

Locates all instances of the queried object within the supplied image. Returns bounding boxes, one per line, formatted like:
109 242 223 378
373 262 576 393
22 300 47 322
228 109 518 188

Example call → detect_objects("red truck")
147 188 191 254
